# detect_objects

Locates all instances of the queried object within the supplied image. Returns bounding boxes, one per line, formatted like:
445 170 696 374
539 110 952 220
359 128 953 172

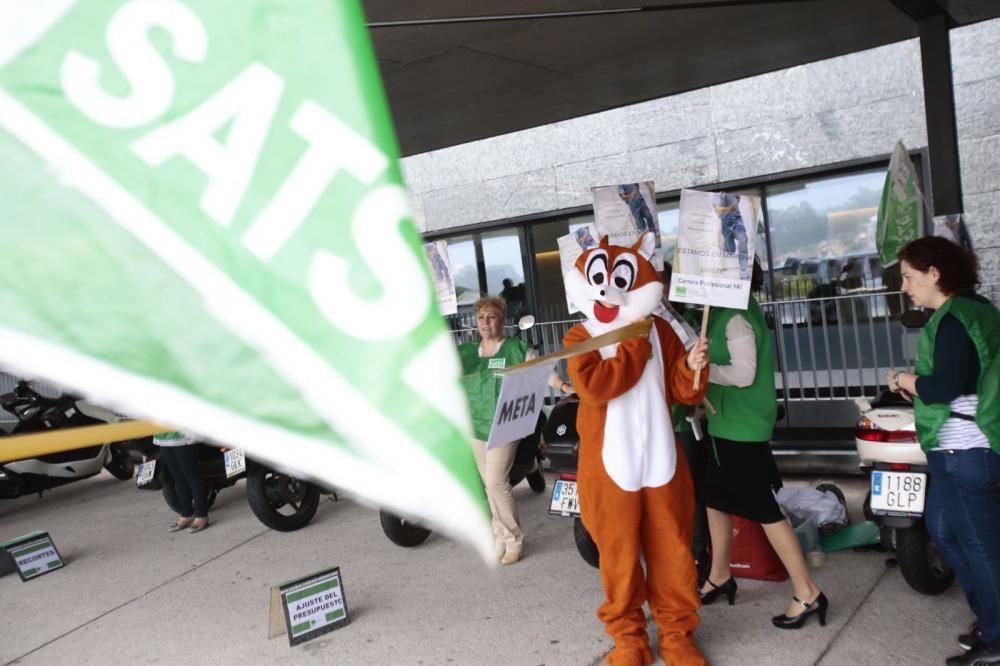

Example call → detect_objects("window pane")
657 201 679 268
446 235 479 301
766 169 886 300
530 219 574 322
481 228 527 321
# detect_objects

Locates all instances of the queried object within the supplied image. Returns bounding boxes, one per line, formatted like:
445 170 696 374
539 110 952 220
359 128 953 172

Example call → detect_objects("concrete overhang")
365 0 1000 156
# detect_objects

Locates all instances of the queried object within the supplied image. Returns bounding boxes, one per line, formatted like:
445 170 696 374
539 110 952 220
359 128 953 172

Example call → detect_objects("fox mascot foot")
605 644 654 666
658 633 707 666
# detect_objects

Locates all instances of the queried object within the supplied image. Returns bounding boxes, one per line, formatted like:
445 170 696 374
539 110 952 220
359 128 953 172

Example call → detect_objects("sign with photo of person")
669 189 760 310
557 223 599 314
423 240 457 315
591 181 664 271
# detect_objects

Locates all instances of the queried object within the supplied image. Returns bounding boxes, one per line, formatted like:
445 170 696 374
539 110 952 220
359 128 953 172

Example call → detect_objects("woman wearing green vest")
886 237 1000 666
459 296 572 565
697 261 828 630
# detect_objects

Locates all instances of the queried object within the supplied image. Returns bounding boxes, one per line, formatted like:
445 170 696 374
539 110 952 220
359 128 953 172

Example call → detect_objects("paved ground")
0 471 971 665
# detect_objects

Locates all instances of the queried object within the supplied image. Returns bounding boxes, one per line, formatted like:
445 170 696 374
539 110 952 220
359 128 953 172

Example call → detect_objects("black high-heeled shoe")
771 592 828 629
700 577 737 606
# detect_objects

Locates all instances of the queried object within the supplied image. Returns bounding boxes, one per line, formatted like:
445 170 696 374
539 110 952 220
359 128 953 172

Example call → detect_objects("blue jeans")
926 448 1000 648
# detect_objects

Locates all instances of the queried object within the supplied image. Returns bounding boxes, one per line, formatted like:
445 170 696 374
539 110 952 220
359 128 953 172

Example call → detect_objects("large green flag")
0 1 491 558
876 141 923 267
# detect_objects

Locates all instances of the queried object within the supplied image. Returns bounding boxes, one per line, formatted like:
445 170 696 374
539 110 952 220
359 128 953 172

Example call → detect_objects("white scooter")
854 310 954 595
0 380 135 498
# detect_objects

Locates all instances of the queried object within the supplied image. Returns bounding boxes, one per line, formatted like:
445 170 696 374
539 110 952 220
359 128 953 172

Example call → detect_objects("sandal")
187 518 210 533
168 517 193 533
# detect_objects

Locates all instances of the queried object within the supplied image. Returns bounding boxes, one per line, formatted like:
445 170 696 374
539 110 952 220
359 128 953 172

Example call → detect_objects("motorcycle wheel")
574 517 600 569
526 455 546 493
160 467 219 515
104 444 135 481
379 509 432 547
895 522 954 595
245 465 320 532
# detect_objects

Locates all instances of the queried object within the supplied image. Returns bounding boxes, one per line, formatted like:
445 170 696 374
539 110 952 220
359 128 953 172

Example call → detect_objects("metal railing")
451 284 999 411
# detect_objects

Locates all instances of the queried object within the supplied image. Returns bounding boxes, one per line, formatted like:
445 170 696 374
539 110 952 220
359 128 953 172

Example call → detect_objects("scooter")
854 310 954 595
541 394 601 567
0 380 135 498
136 441 325 532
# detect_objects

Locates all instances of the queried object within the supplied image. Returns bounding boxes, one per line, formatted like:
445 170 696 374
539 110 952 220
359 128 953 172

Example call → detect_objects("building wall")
401 18 1000 286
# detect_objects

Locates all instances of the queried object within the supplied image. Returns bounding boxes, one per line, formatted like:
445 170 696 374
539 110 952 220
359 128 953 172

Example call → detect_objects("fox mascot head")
565 232 663 333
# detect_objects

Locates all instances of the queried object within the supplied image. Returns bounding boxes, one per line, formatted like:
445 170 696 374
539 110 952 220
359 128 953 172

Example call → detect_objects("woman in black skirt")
698 261 828 629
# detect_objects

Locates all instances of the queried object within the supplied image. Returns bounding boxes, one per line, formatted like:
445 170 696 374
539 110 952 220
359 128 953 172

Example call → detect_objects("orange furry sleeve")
654 316 707 406
565 324 652 406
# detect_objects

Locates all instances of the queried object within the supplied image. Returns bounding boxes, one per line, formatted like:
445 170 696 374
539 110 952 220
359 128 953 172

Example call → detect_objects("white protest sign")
592 181 664 271
423 240 457 315
669 189 759 310
557 223 599 314
485 362 551 449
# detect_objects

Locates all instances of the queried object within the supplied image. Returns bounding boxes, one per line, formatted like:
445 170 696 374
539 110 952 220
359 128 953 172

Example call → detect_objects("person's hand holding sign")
686 336 709 373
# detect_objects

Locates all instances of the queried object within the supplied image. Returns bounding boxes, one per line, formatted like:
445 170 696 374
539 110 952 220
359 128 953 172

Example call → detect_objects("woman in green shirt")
697 261 828 630
458 296 571 565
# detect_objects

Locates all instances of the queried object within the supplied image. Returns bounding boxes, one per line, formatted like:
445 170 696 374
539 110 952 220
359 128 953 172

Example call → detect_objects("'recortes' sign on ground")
0 2 491 560
1 531 65 581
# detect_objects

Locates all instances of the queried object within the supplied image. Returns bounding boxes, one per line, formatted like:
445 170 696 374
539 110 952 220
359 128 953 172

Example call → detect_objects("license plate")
136 460 156 487
224 448 246 478
871 470 926 516
549 479 580 517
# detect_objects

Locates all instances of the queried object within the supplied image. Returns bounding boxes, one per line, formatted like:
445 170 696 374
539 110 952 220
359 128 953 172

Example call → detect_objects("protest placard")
424 240 457 315
592 181 664 271
485 362 551 450
669 189 760 387
1 531 64 581
557 223 599 314
270 567 350 646
668 189 759 311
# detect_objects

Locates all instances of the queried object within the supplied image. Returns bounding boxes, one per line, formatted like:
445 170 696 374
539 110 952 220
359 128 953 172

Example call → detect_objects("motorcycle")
853 309 954 595
0 380 135 498
541 394 601 567
135 441 325 532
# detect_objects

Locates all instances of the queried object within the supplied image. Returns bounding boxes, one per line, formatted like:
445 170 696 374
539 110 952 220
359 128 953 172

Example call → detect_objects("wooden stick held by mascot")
564 232 709 666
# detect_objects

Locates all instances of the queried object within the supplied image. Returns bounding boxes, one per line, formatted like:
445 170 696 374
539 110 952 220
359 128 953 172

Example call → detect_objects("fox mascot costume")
564 232 708 666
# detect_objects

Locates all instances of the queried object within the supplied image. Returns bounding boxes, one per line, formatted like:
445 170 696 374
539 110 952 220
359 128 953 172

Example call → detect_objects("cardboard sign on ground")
269 567 350 646
0 531 64 581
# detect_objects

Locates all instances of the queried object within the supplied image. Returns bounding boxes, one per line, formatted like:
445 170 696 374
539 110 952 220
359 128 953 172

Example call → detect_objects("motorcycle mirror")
517 314 535 331
900 309 929 329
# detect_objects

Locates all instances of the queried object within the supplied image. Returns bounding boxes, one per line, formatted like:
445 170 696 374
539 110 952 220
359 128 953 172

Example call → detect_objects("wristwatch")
890 371 902 390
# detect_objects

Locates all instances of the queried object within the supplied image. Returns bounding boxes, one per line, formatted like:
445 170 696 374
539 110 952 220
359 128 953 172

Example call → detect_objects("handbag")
728 516 788 582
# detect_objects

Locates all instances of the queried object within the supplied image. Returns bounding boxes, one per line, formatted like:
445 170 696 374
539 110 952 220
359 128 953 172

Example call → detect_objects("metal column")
917 10 964 217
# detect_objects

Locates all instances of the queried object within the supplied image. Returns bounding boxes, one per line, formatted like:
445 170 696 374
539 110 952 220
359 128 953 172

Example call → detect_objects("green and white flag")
0 0 492 559
876 141 923 267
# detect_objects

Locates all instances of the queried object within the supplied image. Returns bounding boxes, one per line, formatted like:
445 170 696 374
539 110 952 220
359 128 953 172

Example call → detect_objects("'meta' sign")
486 363 550 450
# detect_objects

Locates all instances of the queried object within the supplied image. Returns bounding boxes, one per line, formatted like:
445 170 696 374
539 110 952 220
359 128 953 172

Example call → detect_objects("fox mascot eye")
565 232 663 328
